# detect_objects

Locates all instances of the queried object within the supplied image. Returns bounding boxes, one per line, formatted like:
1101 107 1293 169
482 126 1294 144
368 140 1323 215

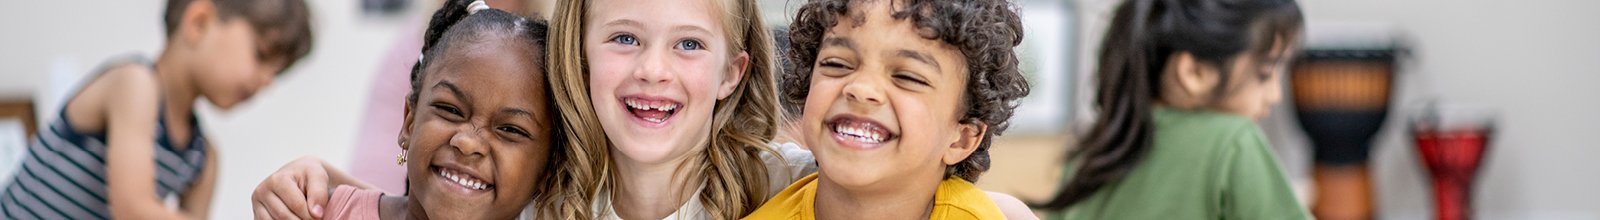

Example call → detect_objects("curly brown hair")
784 0 1029 182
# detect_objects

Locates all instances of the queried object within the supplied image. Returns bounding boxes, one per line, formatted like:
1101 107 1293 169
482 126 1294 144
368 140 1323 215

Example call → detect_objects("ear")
942 121 987 165
178 0 219 46
718 51 750 100
398 100 417 151
1170 52 1219 99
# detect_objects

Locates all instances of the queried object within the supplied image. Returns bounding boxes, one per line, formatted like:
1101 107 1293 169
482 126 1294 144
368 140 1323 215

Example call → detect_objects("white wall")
0 0 417 219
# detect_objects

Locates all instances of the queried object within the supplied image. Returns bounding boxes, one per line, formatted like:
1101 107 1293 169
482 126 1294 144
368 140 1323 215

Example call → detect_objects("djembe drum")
1290 48 1396 220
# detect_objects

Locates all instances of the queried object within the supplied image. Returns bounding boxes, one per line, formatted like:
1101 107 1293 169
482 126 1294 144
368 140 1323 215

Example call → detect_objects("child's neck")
379 194 415 220
152 52 201 147
813 172 942 220
610 151 705 219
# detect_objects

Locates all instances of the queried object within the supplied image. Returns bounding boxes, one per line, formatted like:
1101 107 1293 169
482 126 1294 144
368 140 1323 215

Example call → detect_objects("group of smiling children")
2 0 1313 219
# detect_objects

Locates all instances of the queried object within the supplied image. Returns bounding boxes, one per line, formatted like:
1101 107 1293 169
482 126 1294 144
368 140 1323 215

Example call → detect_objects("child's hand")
252 156 333 220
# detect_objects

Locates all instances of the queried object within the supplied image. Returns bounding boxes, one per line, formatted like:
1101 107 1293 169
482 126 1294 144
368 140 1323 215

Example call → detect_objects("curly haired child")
746 0 1033 218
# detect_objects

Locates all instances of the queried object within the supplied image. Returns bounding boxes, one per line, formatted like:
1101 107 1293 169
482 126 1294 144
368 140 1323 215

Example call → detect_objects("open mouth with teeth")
434 166 493 191
622 96 681 124
826 116 898 148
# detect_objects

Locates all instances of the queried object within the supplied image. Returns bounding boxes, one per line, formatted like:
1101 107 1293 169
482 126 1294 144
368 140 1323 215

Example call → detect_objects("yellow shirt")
744 173 1004 219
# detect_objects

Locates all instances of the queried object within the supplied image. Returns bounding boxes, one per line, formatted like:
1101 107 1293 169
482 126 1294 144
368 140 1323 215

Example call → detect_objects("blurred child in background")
0 0 312 219
1033 0 1308 219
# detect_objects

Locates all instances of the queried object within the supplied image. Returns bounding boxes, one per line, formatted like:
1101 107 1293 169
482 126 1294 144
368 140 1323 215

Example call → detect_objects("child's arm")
252 156 379 219
98 68 195 219
1221 128 1312 220
179 144 219 219
985 191 1040 220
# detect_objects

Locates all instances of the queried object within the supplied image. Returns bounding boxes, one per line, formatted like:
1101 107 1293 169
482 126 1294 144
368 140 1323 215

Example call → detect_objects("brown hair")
163 0 314 72
784 0 1029 182
548 0 782 218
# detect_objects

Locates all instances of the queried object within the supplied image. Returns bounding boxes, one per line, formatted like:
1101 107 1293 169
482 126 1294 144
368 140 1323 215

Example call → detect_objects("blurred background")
1 0 1598 219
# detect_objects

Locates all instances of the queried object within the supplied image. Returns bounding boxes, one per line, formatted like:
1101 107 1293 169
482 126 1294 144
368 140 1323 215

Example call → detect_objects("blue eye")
676 39 704 51
610 34 638 45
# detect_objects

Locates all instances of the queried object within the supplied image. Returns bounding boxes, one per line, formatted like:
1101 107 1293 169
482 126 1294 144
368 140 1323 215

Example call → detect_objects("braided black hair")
406 0 549 106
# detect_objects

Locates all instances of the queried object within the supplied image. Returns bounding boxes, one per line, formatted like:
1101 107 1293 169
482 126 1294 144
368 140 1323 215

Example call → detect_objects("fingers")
304 165 330 219
275 174 315 219
254 201 274 220
262 191 304 220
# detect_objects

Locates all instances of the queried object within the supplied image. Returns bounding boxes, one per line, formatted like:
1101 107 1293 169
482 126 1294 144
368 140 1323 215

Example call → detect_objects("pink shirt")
324 185 385 220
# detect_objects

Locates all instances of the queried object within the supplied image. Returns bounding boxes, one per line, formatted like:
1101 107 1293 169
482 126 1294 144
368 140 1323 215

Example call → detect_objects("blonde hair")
549 0 782 218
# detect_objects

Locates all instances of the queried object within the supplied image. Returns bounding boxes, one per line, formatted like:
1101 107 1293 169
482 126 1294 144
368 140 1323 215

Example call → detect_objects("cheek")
675 55 724 101
498 146 546 192
587 53 630 96
1224 86 1266 114
892 96 950 145
801 79 842 121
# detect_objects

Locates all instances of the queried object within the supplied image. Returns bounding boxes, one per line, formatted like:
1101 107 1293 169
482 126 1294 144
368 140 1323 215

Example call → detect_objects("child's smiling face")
583 0 747 165
801 0 983 188
401 39 553 220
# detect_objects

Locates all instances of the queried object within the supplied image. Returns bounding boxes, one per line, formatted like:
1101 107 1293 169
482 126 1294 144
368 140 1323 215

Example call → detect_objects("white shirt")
589 142 817 220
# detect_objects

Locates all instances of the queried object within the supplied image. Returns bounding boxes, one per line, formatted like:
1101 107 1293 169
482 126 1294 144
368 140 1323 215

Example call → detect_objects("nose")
449 125 489 156
842 74 886 107
632 47 673 84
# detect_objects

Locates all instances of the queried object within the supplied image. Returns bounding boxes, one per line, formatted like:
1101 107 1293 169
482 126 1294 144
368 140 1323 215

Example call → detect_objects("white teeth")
438 168 489 191
625 99 679 111
832 122 888 143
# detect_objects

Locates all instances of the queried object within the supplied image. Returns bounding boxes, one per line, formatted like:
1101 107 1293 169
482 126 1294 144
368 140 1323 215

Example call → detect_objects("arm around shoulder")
987 191 1040 220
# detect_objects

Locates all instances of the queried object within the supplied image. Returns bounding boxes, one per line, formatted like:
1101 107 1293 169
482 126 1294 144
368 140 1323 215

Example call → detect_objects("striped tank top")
0 56 210 220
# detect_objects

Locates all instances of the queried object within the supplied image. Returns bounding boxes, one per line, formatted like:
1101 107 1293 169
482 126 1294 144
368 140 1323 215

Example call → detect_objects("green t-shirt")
1050 107 1310 220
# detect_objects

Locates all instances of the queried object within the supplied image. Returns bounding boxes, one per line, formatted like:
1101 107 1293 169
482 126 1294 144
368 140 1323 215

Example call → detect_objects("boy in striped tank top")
0 0 313 219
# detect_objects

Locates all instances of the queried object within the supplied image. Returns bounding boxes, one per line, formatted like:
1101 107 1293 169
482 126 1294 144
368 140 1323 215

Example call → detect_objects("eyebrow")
823 37 856 51
671 25 714 38
500 107 547 129
502 108 539 122
602 19 644 29
433 80 470 105
896 49 942 73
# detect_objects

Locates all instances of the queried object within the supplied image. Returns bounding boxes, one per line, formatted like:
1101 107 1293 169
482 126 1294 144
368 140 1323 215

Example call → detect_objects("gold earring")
396 149 408 165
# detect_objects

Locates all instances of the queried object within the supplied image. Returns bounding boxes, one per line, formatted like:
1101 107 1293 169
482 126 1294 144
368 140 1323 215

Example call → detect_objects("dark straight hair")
1034 0 1303 209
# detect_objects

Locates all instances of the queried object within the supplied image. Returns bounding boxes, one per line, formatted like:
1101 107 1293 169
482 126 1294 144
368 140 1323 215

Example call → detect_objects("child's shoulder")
932 177 1007 219
1151 107 1269 154
64 62 162 124
325 185 385 220
1154 107 1262 138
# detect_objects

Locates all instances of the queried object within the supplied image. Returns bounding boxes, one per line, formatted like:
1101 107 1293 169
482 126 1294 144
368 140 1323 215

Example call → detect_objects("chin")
814 155 891 187
610 141 683 164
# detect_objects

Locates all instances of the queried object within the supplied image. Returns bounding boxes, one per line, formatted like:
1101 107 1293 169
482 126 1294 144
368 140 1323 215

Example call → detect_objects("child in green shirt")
1034 0 1309 219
